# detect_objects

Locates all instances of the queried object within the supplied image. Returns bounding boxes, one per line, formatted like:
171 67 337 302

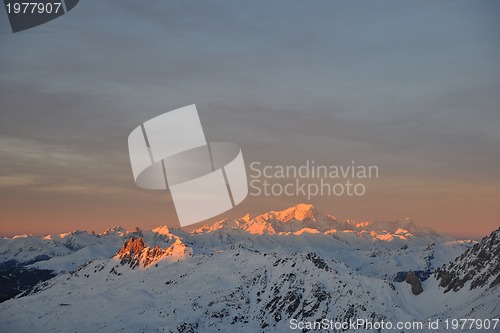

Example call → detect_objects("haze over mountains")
0 204 498 332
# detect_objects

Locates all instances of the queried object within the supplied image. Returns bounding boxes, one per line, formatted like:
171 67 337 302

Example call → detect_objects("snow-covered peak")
151 225 172 236
58 230 88 239
125 226 143 238
102 226 126 236
12 234 32 239
268 203 319 222
192 218 241 234
236 203 341 235
115 236 191 269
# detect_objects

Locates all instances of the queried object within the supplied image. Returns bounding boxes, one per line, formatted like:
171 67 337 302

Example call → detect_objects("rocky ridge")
435 227 500 292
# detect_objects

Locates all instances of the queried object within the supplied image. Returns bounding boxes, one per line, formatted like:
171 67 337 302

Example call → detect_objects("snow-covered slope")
0 204 497 333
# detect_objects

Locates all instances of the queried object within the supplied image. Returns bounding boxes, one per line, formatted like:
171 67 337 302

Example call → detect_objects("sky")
1 0 499 239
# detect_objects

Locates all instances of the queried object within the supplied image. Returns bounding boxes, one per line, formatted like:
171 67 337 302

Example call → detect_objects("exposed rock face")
119 237 146 254
405 271 423 295
435 227 500 292
116 237 190 269
117 238 147 268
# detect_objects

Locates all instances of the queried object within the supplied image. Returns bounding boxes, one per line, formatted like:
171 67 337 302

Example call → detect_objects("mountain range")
0 204 498 332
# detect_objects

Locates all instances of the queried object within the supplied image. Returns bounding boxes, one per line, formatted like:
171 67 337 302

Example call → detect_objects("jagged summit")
115 236 191 269
151 225 172 236
102 226 127 236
